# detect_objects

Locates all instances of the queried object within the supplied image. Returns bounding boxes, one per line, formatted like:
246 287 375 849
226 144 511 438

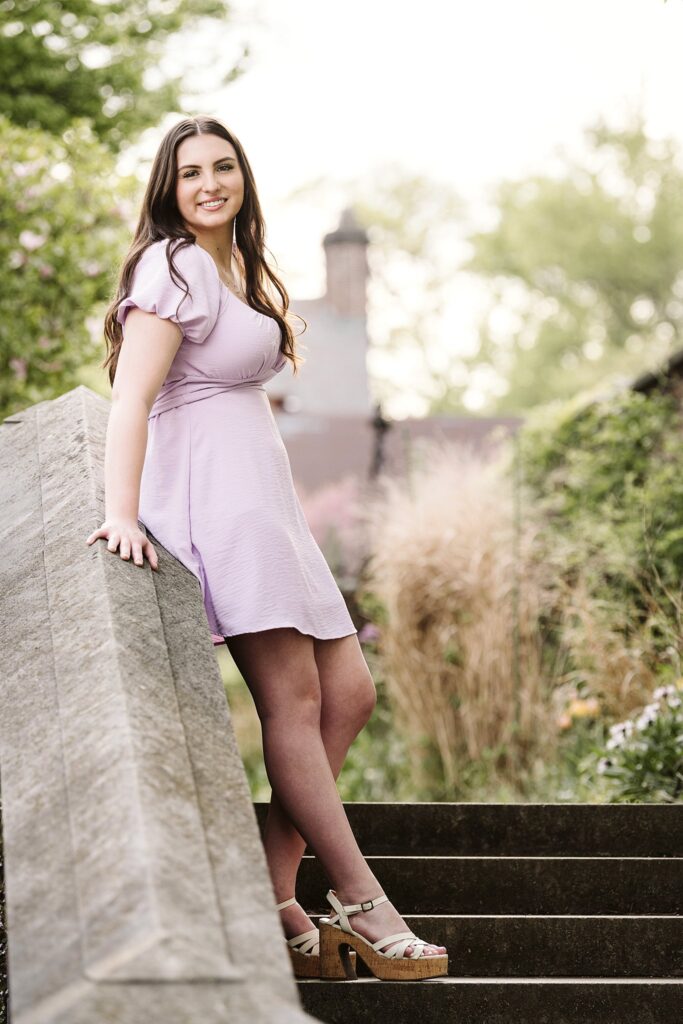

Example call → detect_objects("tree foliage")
464 113 683 412
353 166 465 416
0 0 244 150
519 385 683 653
0 114 138 417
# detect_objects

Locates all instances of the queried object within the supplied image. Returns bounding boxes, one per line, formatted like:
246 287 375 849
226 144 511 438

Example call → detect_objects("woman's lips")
198 198 228 209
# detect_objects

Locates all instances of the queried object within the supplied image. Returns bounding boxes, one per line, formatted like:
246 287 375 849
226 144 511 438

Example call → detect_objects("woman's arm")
86 308 183 569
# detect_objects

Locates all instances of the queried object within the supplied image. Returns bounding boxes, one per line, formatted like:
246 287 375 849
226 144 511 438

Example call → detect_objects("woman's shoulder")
141 237 210 273
137 239 220 298
119 238 222 343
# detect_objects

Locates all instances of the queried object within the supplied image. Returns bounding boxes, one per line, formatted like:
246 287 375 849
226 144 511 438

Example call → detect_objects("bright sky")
123 0 683 416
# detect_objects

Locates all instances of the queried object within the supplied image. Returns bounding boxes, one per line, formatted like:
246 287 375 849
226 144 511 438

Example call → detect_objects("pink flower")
10 357 28 381
19 230 46 251
39 264 55 278
358 623 381 644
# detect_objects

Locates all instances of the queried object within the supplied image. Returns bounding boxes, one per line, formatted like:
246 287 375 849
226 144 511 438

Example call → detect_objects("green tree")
463 112 683 412
0 0 247 150
354 168 465 416
0 114 138 417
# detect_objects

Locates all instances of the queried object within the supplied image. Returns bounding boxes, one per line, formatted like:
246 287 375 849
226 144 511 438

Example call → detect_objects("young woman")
86 115 447 982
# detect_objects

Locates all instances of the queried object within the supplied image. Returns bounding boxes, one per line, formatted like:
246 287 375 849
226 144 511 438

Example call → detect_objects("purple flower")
358 623 381 644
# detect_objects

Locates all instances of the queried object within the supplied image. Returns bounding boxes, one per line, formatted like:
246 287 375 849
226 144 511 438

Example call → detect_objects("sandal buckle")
360 899 374 911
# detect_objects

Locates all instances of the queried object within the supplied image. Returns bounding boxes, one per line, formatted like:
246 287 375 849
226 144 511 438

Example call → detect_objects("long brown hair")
102 115 306 387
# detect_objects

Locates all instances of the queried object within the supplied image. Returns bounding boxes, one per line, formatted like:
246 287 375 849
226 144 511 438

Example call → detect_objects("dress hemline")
212 622 358 644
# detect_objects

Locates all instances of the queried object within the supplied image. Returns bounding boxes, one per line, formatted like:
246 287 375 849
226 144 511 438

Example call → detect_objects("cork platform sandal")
276 896 357 979
318 888 449 981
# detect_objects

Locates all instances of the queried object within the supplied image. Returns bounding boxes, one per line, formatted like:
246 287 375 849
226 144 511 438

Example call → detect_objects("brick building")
265 207 522 492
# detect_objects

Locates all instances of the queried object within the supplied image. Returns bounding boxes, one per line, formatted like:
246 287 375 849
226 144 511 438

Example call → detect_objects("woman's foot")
334 889 446 958
278 899 317 944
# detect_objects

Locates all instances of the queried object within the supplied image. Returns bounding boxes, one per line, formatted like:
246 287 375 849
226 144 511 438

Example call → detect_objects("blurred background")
3 0 683 804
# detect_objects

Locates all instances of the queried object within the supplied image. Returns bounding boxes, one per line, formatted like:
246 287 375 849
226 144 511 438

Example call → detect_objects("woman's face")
175 133 245 241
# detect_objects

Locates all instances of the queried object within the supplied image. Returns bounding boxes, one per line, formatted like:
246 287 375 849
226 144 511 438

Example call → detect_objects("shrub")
587 679 683 802
0 115 136 418
516 387 683 717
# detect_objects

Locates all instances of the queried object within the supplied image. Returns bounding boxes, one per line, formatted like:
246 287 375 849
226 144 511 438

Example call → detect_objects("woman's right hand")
85 517 159 571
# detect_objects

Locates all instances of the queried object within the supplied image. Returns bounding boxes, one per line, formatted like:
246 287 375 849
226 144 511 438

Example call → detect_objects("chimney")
322 206 369 317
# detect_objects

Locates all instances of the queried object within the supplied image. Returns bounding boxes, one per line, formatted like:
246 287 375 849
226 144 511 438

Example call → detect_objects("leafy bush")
516 386 683 717
587 680 683 802
0 114 136 419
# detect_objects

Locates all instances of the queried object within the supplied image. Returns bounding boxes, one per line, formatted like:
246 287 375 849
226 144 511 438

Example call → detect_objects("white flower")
635 710 657 731
19 229 46 251
597 757 612 775
667 696 681 710
606 735 623 751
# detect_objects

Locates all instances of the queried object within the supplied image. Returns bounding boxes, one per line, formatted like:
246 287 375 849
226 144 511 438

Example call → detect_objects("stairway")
254 802 683 1024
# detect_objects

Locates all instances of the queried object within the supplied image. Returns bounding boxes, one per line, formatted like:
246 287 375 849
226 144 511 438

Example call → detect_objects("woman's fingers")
86 525 158 570
143 540 159 571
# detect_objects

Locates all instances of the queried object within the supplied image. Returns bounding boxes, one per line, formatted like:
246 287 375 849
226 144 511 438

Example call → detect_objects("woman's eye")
181 164 233 178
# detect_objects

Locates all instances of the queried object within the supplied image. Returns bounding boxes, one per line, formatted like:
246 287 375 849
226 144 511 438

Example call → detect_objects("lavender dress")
116 238 357 645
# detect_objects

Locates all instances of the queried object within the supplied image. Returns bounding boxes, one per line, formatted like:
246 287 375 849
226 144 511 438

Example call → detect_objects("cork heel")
277 895 357 979
319 888 449 982
287 946 321 978
318 921 359 979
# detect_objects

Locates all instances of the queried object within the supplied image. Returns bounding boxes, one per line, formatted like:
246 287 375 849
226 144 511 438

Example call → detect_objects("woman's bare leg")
262 633 375 896
225 626 446 956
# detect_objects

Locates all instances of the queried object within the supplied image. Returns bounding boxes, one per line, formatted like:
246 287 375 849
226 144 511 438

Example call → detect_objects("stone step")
297 977 683 1024
252 801 683 857
305 914 683 977
295 854 682 915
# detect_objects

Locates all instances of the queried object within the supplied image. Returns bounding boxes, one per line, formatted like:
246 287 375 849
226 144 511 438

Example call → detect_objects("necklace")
216 262 247 303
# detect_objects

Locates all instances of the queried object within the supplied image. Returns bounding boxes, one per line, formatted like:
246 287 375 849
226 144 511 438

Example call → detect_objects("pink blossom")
10 357 28 381
358 623 381 644
9 250 27 268
37 336 52 350
39 264 55 278
298 475 367 577
19 230 46 251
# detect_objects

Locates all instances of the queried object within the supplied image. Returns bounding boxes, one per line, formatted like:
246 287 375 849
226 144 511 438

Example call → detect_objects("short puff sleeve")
116 240 222 345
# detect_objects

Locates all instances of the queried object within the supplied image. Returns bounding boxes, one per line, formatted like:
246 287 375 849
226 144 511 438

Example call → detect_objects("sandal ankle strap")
276 896 297 911
325 888 388 932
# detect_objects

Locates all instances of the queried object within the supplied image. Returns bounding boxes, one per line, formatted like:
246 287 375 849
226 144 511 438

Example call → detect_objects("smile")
199 198 227 209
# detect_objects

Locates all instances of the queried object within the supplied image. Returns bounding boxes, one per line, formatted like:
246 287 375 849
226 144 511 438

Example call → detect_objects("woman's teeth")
200 198 227 209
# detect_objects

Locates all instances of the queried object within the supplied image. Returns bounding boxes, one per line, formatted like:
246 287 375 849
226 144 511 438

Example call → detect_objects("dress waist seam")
149 378 265 420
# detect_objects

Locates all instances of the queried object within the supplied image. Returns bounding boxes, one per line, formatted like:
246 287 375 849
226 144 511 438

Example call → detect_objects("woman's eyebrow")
178 156 236 170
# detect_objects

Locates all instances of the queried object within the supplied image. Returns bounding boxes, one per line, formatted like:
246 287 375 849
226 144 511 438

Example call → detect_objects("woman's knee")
227 627 323 722
322 665 377 734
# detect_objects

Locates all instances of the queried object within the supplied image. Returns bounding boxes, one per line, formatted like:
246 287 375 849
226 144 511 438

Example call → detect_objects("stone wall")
0 386 317 1024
